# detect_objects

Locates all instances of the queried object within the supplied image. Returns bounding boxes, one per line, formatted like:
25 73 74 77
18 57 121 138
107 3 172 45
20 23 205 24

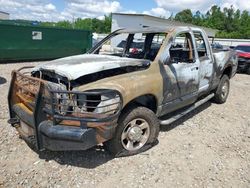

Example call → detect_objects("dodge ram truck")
8 26 237 157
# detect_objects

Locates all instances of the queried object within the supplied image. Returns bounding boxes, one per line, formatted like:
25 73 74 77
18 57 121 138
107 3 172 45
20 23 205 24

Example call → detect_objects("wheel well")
122 94 157 113
222 66 232 78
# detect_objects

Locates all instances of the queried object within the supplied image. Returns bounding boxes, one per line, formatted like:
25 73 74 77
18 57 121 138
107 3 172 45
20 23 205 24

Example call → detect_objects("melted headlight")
76 90 120 115
44 89 122 122
93 92 120 114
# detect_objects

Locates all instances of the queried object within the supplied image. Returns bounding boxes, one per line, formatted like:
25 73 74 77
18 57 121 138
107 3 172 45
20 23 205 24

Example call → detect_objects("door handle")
191 67 199 71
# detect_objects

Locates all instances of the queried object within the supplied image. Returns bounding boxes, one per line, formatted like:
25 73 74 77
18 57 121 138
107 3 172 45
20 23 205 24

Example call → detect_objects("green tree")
56 20 72 29
103 14 112 33
239 10 250 38
74 18 92 30
206 5 225 30
175 9 193 23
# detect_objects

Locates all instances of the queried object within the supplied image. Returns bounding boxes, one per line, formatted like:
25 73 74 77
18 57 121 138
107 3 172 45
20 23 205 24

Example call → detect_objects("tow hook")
7 118 20 128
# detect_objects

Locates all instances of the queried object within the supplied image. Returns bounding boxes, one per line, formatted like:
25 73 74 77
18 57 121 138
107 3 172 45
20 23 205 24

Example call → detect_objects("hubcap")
121 118 150 151
221 81 229 99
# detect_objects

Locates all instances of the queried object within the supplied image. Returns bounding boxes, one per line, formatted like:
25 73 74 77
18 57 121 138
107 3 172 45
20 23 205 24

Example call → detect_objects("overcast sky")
1 0 249 22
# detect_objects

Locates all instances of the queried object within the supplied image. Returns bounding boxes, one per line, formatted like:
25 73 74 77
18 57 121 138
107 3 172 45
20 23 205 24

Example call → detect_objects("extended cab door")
160 31 200 115
193 30 214 94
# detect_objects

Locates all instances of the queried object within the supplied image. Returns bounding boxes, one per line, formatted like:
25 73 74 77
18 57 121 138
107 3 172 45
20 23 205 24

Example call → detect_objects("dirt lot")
0 62 249 188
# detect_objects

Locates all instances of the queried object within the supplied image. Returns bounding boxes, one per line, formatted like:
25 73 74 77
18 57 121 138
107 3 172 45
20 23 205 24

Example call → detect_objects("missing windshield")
90 32 166 61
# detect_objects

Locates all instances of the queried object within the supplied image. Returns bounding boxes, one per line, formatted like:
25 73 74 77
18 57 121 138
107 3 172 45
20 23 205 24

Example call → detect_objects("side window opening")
194 32 208 59
124 33 165 61
169 32 195 63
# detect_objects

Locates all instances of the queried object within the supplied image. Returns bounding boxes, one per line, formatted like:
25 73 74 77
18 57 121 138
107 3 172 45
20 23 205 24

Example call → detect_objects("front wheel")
213 75 230 104
105 106 160 157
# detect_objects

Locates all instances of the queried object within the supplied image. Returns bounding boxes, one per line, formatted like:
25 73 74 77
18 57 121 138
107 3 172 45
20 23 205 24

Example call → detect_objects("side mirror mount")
164 56 172 65
164 56 181 65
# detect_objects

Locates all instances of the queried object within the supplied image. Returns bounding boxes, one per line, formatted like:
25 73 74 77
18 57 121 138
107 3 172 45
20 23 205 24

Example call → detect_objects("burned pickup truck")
8 27 237 157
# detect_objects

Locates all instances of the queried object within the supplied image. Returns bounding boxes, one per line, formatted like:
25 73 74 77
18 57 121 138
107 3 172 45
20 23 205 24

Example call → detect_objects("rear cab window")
169 32 195 63
193 31 210 60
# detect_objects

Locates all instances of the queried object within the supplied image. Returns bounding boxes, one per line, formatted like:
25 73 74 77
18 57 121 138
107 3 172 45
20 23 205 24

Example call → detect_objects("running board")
160 93 215 125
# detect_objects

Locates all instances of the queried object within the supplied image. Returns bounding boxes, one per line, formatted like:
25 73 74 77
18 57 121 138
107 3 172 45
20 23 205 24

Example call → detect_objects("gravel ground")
0 61 249 188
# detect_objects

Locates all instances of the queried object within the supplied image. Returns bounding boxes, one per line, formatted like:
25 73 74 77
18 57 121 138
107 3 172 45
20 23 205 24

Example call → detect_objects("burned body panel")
8 26 237 152
214 51 238 77
33 54 150 80
212 51 238 89
76 64 163 113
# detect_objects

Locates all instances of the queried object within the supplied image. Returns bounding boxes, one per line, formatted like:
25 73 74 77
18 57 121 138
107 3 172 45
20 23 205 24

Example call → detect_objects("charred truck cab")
8 27 237 157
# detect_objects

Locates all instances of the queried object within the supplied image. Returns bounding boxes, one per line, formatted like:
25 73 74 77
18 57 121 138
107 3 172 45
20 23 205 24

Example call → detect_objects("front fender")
76 67 163 108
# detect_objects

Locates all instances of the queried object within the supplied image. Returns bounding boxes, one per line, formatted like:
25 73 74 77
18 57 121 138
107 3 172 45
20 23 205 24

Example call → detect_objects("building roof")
113 12 170 20
116 26 203 34
112 13 217 37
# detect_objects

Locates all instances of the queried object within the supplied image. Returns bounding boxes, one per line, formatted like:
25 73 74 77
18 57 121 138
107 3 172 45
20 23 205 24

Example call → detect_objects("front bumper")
9 117 98 151
39 122 96 151
8 103 117 151
237 58 250 72
7 68 122 151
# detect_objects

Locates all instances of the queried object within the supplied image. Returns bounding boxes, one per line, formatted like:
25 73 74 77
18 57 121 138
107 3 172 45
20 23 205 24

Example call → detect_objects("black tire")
213 75 230 104
105 106 160 157
246 67 250 75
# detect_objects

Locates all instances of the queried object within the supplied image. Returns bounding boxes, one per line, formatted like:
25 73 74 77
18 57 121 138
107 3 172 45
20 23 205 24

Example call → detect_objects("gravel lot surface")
0 62 249 188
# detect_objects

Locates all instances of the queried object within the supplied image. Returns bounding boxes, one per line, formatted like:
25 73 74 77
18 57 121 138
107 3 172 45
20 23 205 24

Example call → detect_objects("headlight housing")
43 89 122 123
76 89 121 114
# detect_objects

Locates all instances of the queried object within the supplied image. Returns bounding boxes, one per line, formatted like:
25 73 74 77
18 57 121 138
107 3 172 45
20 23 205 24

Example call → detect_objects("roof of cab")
115 26 203 34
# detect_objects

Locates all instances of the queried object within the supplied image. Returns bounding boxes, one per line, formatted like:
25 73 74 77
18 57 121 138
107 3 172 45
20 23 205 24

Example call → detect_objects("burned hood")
33 54 150 80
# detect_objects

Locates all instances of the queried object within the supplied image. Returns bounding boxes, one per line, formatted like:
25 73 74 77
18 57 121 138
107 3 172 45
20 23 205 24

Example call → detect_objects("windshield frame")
88 29 122 54
87 30 166 62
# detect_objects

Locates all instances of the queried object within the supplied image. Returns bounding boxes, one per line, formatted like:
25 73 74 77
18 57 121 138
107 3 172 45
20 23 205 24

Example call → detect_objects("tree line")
41 15 112 34
41 5 250 39
174 5 250 39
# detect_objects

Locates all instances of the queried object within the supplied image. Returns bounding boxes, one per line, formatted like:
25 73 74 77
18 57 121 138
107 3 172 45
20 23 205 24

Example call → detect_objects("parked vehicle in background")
115 40 145 53
235 45 250 74
8 26 237 157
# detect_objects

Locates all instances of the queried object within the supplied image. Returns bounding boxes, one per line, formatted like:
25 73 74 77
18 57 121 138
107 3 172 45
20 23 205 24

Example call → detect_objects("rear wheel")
213 75 230 104
105 106 159 157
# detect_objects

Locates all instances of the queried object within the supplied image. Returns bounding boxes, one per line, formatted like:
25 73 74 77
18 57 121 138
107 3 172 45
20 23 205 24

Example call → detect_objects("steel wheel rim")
221 80 229 99
121 118 150 151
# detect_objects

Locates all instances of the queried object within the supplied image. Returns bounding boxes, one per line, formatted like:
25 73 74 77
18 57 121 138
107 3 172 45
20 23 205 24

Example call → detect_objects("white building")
0 11 9 20
210 38 250 47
